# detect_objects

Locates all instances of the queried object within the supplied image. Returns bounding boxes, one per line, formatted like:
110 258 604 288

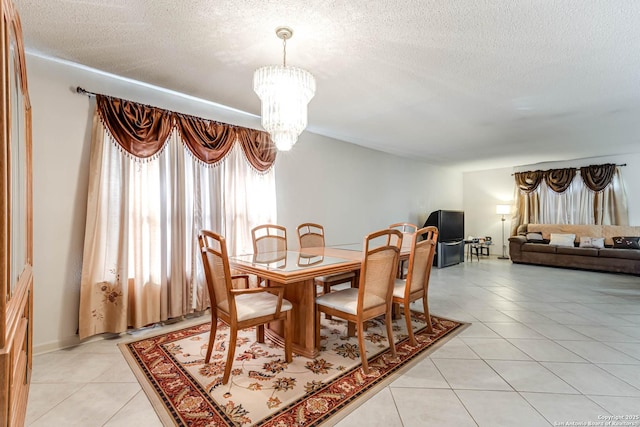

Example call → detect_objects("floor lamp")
496 204 510 260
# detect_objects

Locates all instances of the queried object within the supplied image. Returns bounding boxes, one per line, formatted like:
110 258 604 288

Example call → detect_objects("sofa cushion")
549 233 576 247
522 243 557 254
599 248 640 260
526 232 547 243
612 236 640 250
556 247 599 257
579 236 605 249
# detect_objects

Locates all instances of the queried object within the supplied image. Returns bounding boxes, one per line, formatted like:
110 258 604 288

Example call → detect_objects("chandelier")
253 27 316 151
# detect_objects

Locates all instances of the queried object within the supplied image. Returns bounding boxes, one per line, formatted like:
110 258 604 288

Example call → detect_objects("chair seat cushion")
233 292 292 322
315 271 356 283
316 288 385 315
392 278 406 298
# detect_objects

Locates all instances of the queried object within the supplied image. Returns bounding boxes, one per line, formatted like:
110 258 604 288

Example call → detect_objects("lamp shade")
496 204 511 215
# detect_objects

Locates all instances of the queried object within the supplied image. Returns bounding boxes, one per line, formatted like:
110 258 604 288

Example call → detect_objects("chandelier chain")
282 37 287 67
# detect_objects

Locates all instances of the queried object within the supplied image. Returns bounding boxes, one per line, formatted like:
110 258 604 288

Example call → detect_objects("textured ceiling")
14 0 640 171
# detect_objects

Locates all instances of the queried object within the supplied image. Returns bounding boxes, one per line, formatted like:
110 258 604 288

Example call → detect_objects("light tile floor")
26 259 640 426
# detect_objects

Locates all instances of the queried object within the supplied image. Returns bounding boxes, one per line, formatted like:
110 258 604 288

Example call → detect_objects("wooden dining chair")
392 226 438 346
389 222 418 234
252 224 287 253
251 224 287 286
297 223 357 296
198 230 293 384
389 222 418 278
315 228 403 374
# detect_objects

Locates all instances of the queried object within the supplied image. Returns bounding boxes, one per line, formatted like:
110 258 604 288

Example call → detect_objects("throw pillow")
579 236 605 249
526 232 545 243
612 236 640 249
549 233 576 247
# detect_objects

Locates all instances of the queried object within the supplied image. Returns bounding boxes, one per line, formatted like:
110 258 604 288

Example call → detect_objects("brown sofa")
509 224 640 275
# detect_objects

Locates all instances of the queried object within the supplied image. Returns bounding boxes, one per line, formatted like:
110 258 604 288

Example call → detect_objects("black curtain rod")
76 86 175 116
76 86 96 97
74 86 246 129
76 86 178 113
511 163 626 176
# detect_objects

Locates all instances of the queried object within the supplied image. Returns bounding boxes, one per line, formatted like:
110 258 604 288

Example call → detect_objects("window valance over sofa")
514 163 616 194
96 94 276 171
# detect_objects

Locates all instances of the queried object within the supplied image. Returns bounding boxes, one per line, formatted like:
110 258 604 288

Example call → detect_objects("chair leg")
404 303 417 346
385 309 397 358
284 311 292 363
256 324 265 343
223 327 238 385
423 297 434 334
315 305 322 349
324 283 333 320
392 302 401 320
357 320 369 374
205 318 218 363
347 321 356 337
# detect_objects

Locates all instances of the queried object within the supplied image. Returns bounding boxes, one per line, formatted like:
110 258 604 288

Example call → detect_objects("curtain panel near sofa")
512 164 628 235
78 96 277 339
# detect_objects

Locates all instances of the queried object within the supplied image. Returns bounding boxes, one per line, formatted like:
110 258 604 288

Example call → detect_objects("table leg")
265 278 319 359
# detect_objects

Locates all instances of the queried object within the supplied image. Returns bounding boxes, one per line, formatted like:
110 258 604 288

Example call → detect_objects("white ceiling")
14 0 640 171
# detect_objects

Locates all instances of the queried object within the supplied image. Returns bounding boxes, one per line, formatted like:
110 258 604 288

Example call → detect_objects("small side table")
464 240 480 262
465 240 492 262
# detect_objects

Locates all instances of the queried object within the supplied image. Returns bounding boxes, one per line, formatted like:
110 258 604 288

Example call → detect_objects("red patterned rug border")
119 314 468 427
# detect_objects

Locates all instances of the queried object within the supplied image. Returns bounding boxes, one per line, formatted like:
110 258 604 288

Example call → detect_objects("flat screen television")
423 210 464 243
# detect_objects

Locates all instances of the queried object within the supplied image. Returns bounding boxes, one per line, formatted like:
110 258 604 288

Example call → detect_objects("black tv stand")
437 241 465 268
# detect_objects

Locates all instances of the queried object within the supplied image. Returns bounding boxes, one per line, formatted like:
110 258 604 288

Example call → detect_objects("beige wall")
27 54 463 352
461 167 514 254
275 133 462 248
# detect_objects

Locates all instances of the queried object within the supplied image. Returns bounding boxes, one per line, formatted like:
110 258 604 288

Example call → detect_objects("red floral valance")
515 163 618 194
96 94 276 172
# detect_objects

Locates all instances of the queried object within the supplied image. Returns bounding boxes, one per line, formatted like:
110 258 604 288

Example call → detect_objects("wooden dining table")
228 237 414 358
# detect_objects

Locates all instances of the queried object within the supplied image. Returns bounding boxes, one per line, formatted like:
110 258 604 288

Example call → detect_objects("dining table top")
229 237 415 284
229 248 360 284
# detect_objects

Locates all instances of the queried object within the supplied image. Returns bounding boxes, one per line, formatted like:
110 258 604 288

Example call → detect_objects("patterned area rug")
120 311 466 427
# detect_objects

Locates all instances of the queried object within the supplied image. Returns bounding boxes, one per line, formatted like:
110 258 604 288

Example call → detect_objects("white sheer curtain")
79 117 276 339
538 178 593 224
